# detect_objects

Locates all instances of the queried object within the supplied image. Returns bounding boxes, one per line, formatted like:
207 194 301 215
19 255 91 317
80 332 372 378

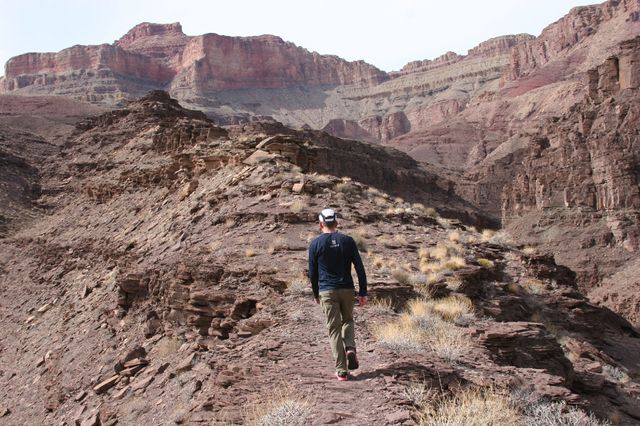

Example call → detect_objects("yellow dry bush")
430 243 449 261
374 196 388 206
420 261 445 275
482 229 496 240
418 247 430 260
444 256 466 271
424 207 438 218
413 295 473 322
448 231 461 242
392 269 412 285
369 297 395 313
373 314 424 351
289 198 307 213
249 386 311 426
420 387 519 426
445 275 463 290
245 248 256 257
477 258 494 268
372 255 385 269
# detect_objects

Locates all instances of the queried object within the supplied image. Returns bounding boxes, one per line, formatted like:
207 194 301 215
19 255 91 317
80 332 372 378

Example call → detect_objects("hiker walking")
308 208 368 381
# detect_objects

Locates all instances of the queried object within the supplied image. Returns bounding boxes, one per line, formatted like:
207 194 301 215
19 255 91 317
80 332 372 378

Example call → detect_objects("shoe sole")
347 351 359 370
336 373 348 381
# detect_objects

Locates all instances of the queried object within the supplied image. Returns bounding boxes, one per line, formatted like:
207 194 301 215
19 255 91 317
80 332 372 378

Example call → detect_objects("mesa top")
308 231 367 298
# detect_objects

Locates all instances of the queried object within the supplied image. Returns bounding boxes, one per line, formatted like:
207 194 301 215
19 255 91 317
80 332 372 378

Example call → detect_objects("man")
308 208 368 381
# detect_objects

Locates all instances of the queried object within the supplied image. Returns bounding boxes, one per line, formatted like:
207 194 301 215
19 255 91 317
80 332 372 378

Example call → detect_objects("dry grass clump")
420 387 519 426
409 295 473 322
336 182 358 195
403 381 435 407
521 278 546 294
419 260 445 275
444 256 466 271
511 388 610 426
424 207 438 218
477 258 494 268
445 275 463 291
523 246 538 255
267 237 288 254
369 297 395 313
289 198 308 213
352 227 369 252
481 229 496 240
375 297 473 360
430 243 449 261
245 248 256 257
249 387 310 426
409 273 427 286
418 246 429 259
373 314 425 351
392 269 412 285
371 255 385 269
448 231 461 242
603 364 630 384
374 196 388 206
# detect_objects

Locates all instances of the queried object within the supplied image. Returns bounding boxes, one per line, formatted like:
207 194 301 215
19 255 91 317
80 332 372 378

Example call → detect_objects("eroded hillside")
0 93 639 425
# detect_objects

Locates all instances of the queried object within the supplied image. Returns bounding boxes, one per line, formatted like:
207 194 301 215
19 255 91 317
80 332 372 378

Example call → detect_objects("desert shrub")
481 229 496 240
420 387 519 426
245 248 256 257
418 246 430 260
289 198 307 213
602 364 630 384
352 227 369 252
448 231 461 242
369 297 395 313
411 295 473 322
477 258 494 268
373 314 425 351
392 269 412 285
444 256 466 271
336 182 358 195
409 273 427 286
373 196 388 206
267 236 288 254
430 243 449 261
445 275 463 290
519 400 609 426
521 278 546 294
371 255 385 269
424 207 438 218
403 381 435 407
250 388 310 426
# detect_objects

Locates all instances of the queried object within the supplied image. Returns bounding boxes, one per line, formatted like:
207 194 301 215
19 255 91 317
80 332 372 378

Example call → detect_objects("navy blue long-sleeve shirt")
308 231 367 298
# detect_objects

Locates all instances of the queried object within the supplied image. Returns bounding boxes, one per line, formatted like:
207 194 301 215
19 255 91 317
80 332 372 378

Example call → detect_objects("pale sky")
0 0 595 75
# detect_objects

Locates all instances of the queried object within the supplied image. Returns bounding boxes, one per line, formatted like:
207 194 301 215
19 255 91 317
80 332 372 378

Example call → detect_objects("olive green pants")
319 289 356 374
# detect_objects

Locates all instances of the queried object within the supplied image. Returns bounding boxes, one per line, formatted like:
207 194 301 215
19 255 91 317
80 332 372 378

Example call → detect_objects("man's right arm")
308 241 319 300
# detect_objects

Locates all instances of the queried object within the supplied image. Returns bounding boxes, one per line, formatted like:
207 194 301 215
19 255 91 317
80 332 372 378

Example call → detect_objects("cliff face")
1 23 387 99
505 0 640 82
502 36 640 324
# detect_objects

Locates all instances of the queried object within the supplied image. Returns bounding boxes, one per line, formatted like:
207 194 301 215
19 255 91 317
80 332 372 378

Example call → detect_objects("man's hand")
314 297 320 305
358 295 368 306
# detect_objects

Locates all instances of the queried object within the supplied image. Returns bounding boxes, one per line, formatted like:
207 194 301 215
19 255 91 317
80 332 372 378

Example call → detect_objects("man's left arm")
351 238 368 305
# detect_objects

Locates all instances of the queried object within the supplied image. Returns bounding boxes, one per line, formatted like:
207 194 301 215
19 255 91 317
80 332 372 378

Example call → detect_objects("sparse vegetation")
603 364 630 384
424 207 438 218
477 258 494 268
245 248 256 257
511 388 610 426
445 275 463 291
249 387 311 426
403 381 435 407
289 198 308 213
352 226 369 252
448 231 461 242
444 256 466 271
521 278 546 294
392 269 412 285
430 243 449 261
336 182 358 195
420 387 519 426
369 297 395 313
371 255 385 269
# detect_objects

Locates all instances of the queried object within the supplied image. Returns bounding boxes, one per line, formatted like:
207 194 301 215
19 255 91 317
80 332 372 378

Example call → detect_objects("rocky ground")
0 92 639 425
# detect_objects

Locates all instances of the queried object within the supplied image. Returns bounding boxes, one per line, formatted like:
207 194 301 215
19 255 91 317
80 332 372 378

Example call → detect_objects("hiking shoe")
336 371 349 381
347 350 359 370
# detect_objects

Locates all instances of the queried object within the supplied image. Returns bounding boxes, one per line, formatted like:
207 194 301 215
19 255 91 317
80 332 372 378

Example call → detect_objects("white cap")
318 208 337 223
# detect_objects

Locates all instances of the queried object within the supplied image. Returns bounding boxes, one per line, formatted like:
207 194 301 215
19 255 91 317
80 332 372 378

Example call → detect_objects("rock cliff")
502 36 640 323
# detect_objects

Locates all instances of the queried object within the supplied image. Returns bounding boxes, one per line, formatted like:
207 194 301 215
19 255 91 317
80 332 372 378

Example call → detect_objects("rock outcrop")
502 36 640 323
